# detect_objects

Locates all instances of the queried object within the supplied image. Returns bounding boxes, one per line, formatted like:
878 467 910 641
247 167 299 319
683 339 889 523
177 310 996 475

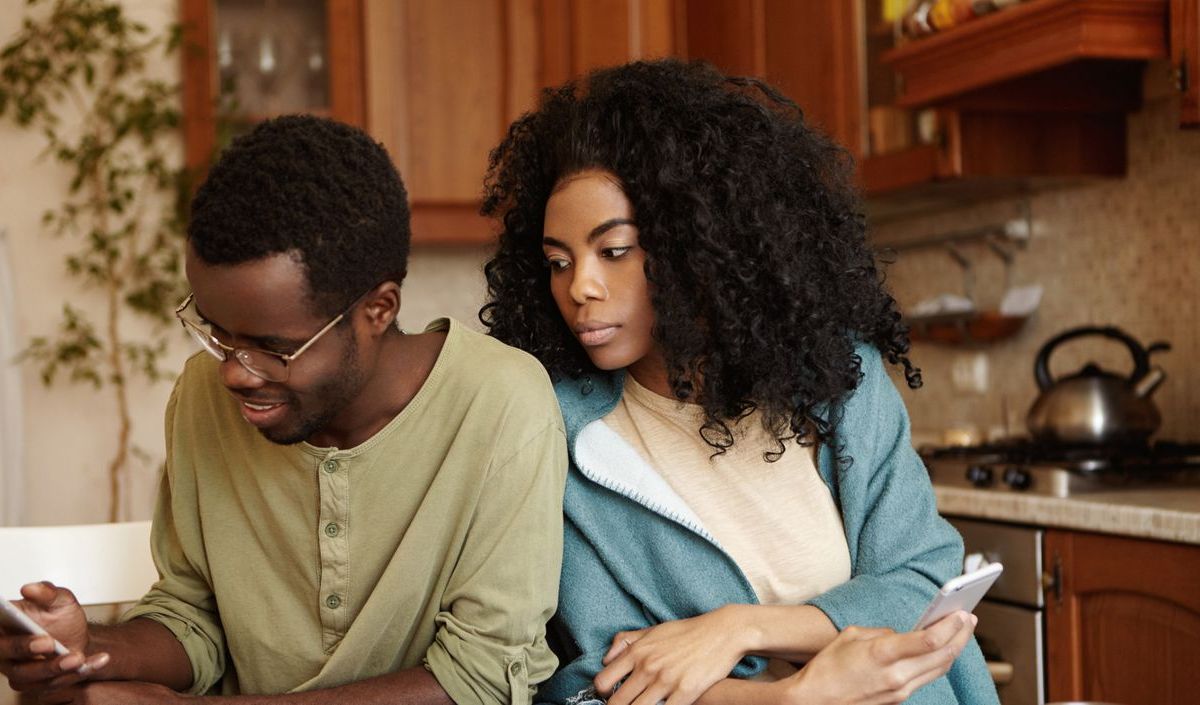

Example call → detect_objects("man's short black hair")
188 115 411 316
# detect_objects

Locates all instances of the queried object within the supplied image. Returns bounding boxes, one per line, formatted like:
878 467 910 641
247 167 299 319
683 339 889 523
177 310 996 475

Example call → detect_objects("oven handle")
986 660 1015 685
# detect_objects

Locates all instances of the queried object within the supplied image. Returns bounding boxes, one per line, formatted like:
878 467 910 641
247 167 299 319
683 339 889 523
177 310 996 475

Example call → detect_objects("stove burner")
921 440 1200 474
920 439 1200 496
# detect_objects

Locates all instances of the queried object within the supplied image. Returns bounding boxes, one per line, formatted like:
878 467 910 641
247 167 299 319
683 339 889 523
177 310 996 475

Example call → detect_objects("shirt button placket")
317 454 350 648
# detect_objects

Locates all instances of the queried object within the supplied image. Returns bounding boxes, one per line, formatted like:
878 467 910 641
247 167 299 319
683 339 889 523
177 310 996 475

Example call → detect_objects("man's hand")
595 606 748 705
774 611 977 705
0 582 111 694
36 680 183 705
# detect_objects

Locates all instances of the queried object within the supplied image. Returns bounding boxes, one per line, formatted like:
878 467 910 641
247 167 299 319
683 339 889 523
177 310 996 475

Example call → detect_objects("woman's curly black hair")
480 59 919 458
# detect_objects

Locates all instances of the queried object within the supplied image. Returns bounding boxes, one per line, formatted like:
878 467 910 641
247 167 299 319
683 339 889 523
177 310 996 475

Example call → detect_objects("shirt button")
325 594 342 609
507 661 523 677
324 522 340 538
322 460 338 474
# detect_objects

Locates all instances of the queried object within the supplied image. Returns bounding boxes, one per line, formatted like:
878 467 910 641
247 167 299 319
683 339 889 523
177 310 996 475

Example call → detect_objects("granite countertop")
934 484 1200 545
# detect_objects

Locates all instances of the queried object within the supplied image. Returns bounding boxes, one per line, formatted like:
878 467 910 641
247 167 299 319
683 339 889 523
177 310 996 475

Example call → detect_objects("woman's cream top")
602 373 851 607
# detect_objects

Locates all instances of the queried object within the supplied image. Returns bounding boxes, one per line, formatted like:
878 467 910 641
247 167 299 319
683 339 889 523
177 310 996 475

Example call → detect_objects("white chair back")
0 521 157 605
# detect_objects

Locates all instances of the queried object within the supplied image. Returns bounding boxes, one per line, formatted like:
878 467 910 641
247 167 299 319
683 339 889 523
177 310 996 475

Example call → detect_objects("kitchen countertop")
934 484 1200 545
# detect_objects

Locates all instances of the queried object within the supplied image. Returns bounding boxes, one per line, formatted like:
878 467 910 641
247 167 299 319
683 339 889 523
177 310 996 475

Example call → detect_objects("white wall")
0 0 188 525
0 227 23 524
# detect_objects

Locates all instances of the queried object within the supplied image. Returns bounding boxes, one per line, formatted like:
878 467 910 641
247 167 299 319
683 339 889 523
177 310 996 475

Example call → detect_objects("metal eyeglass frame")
174 292 361 383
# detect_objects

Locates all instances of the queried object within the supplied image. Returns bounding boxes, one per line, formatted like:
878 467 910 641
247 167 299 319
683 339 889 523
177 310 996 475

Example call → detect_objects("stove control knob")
965 464 994 488
1003 466 1032 491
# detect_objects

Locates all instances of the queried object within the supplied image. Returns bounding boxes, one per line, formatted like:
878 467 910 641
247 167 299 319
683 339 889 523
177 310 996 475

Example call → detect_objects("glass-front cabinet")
212 0 331 120
179 0 365 176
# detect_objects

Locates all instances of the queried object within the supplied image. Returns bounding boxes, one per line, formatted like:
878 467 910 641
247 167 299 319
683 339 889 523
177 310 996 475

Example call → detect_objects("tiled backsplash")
875 96 1200 442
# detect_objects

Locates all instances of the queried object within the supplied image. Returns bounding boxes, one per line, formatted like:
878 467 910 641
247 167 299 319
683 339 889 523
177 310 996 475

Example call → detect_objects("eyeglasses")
174 292 364 383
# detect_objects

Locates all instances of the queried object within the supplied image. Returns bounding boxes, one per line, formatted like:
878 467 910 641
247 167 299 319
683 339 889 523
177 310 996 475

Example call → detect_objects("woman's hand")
774 611 977 705
595 605 750 705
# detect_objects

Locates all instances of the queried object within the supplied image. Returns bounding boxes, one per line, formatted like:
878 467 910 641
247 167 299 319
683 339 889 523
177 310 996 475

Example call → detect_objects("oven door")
947 517 1046 705
974 600 1044 705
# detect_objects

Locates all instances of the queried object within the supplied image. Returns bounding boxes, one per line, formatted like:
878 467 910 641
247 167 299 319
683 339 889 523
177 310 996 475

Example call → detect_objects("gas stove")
920 440 1200 497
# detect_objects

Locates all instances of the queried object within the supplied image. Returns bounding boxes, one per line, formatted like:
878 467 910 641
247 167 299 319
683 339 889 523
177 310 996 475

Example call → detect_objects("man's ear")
361 281 401 335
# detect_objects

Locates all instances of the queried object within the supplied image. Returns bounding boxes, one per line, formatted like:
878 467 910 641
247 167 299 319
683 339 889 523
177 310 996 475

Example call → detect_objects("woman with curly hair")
480 59 998 705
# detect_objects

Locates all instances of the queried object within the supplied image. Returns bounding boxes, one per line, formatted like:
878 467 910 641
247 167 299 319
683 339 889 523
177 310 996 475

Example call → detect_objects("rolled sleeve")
425 421 567 705
120 381 226 695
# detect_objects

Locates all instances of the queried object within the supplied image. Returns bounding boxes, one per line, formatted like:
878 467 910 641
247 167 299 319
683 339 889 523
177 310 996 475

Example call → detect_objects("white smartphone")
0 596 70 657
914 562 1004 630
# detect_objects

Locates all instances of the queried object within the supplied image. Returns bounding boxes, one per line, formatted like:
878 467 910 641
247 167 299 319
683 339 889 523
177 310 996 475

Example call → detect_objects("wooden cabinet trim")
410 203 498 246
327 0 367 129
1171 0 1200 125
885 0 1169 107
860 144 941 196
180 0 216 177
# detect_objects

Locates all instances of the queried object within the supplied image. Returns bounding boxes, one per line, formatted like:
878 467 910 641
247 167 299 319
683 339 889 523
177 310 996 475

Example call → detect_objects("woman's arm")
700 614 974 705
723 604 838 662
606 612 976 705
805 347 963 633
593 602 837 699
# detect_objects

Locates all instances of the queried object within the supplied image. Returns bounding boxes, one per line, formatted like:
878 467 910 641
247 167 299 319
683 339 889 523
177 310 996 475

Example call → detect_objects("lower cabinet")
1044 529 1200 705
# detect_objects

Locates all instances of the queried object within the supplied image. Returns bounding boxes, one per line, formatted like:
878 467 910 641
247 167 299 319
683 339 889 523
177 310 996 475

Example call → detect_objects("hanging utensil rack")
881 202 1037 345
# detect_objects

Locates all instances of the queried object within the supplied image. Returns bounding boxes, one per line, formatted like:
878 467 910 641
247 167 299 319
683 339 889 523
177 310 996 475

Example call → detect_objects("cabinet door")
365 0 678 244
682 0 862 158
1044 529 1200 705
1172 0 1199 126
541 0 679 87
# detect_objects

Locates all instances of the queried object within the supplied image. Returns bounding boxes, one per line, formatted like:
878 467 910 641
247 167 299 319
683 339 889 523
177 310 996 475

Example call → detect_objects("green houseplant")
0 0 188 521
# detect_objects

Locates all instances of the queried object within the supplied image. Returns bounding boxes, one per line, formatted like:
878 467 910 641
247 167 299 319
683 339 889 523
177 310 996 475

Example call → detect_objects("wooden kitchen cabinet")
363 0 678 244
873 0 1169 218
1044 529 1200 705
683 1 1177 219
179 0 367 178
180 0 1189 238
682 1 861 162
181 0 679 244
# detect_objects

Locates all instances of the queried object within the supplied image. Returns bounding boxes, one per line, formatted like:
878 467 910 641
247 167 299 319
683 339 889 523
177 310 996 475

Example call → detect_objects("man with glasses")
0 116 567 705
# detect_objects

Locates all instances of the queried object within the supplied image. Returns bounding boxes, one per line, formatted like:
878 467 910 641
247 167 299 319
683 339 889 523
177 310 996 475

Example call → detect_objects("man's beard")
260 335 366 446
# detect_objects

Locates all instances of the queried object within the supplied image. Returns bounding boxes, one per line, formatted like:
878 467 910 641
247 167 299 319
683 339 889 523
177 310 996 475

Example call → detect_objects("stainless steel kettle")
1026 326 1170 444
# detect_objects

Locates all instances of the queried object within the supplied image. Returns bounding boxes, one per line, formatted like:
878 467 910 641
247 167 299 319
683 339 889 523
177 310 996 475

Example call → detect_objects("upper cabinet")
180 0 1196 241
683 1 862 160
679 0 1177 221
361 0 679 243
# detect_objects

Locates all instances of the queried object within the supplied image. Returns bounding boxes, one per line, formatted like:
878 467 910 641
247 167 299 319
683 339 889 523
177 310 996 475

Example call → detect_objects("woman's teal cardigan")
539 345 1000 705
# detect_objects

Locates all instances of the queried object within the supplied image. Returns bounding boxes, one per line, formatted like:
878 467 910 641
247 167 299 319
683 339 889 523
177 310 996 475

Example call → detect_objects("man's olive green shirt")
123 319 567 704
